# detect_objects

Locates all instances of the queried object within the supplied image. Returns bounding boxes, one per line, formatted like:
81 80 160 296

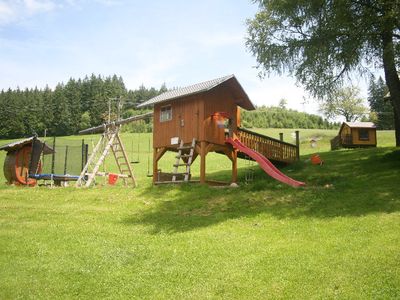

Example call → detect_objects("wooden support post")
231 149 237 183
279 132 283 141
295 130 300 160
200 141 206 184
153 147 158 184
152 147 167 183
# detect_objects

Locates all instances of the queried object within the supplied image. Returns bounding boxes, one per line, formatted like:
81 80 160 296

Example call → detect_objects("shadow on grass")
122 147 400 234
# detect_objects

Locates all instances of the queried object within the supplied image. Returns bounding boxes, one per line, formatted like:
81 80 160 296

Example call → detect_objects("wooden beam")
200 141 207 184
295 130 300 160
231 149 237 183
153 147 167 183
155 147 167 162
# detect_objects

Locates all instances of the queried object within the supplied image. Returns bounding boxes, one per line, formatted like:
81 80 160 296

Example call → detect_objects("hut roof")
339 122 376 135
343 122 376 129
137 74 255 110
0 137 54 154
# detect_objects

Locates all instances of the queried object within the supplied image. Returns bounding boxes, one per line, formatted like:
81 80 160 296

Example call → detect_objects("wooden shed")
331 122 377 149
0 137 53 186
138 74 300 185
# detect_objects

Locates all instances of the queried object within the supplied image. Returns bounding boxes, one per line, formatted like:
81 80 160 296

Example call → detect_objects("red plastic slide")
226 138 305 188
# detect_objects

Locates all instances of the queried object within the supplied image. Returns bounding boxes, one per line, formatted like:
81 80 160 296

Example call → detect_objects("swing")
146 137 153 177
131 131 140 164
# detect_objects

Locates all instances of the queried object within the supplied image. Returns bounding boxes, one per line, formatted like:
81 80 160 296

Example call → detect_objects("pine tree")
368 76 394 129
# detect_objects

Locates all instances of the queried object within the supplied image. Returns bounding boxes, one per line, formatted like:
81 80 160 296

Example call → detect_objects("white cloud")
23 0 56 15
0 2 16 24
0 0 58 25
94 0 122 6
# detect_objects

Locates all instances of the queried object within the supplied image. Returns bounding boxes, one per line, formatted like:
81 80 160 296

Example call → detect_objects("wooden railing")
342 134 353 145
330 135 342 150
236 128 299 163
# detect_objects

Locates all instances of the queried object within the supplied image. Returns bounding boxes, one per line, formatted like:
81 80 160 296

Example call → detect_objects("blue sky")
0 0 371 115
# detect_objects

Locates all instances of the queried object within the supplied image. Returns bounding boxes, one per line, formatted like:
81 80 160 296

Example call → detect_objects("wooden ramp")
236 128 299 164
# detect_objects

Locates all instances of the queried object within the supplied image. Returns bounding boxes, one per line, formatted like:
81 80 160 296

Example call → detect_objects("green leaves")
319 85 368 121
0 75 166 138
246 0 399 98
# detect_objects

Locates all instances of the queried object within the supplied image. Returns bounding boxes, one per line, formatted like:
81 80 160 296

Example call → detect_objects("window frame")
160 105 172 122
358 128 369 141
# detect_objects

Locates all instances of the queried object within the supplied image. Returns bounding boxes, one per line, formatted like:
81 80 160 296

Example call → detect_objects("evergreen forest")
0 74 341 139
0 74 164 138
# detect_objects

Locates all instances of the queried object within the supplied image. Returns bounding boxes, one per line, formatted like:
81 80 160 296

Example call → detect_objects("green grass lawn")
0 129 399 299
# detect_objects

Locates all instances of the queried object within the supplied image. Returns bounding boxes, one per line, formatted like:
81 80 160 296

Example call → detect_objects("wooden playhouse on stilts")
138 74 305 187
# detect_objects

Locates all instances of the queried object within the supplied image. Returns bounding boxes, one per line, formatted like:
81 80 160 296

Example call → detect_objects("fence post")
81 139 85 171
51 136 56 174
64 146 69 175
295 130 300 160
279 133 283 141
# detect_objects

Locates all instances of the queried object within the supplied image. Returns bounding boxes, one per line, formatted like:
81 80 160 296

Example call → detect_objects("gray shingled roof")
0 137 54 154
137 74 254 110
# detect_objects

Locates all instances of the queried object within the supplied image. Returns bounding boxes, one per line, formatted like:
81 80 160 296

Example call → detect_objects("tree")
278 98 287 109
246 0 400 145
320 86 368 122
368 76 394 129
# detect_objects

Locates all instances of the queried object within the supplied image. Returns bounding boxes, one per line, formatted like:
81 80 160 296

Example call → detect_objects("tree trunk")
381 29 400 146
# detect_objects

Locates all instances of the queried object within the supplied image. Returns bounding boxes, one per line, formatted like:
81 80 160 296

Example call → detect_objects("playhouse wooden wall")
153 85 241 148
203 86 239 145
351 128 376 146
339 124 376 146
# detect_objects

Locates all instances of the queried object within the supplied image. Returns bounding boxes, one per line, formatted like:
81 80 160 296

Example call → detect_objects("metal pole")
51 136 56 174
81 139 85 171
64 146 69 175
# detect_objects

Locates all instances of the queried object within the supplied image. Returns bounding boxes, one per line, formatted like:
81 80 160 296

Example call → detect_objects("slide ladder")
226 137 305 188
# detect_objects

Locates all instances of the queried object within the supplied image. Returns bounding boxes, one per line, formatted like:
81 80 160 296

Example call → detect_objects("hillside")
0 130 399 298
241 106 338 129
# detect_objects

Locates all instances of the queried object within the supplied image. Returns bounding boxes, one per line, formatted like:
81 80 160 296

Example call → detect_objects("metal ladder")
76 126 136 187
172 138 196 182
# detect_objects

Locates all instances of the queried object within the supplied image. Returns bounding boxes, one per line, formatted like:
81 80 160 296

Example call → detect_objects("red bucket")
108 173 119 185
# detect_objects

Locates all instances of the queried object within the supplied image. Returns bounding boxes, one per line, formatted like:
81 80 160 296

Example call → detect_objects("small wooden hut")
0 137 53 185
138 74 299 184
331 122 377 149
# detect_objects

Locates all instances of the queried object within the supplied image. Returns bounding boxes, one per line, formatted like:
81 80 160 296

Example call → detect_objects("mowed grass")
0 129 399 299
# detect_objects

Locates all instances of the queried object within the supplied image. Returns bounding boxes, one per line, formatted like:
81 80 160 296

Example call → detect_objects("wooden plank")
200 141 206 184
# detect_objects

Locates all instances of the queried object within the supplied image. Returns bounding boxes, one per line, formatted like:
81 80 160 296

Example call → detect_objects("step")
176 154 192 158
177 146 193 150
173 163 190 167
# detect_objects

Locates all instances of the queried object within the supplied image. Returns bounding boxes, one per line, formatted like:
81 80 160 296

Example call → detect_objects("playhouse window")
359 129 369 140
160 105 172 122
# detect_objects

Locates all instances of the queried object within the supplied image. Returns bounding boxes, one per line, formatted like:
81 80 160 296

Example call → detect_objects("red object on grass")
226 137 306 188
311 154 323 165
108 173 119 185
